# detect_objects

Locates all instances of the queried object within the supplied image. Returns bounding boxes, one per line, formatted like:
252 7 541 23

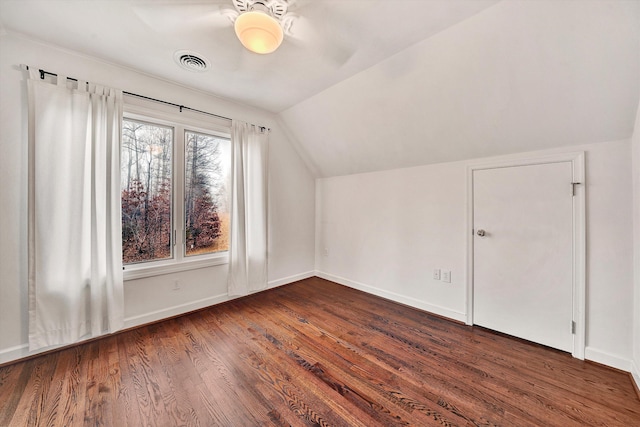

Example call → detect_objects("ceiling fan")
228 0 296 54
134 0 353 64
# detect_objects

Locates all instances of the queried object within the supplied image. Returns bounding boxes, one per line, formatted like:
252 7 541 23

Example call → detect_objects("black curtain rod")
25 66 270 128
123 91 232 123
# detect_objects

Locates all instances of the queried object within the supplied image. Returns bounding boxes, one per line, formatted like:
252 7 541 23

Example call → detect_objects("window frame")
122 103 231 281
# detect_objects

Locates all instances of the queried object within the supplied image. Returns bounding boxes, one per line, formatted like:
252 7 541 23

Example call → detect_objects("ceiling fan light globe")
234 11 283 54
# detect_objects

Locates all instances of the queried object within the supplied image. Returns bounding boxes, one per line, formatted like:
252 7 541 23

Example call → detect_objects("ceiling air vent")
174 50 210 72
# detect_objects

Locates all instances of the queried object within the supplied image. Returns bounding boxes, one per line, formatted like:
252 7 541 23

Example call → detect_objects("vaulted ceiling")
1 0 639 177
281 0 640 176
0 0 500 112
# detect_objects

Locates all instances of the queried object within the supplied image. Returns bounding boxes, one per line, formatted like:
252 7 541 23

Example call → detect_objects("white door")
473 162 574 352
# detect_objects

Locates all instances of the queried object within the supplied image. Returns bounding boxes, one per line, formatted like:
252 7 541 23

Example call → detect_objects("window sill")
123 254 229 281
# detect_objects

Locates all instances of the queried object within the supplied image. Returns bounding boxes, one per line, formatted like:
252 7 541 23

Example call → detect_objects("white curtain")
27 68 124 351
228 120 269 296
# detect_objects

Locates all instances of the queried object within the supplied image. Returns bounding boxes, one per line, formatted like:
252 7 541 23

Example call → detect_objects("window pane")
121 119 173 264
185 131 230 256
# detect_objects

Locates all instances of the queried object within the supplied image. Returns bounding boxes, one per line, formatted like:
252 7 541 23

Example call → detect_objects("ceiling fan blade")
285 0 313 13
133 2 232 33
285 16 355 67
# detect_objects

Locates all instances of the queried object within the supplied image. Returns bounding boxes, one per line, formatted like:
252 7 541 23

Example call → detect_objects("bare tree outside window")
185 131 230 256
121 119 173 264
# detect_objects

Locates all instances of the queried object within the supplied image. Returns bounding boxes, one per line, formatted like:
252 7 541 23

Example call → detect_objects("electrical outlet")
323 248 329 257
433 269 441 280
442 270 451 283
173 280 181 291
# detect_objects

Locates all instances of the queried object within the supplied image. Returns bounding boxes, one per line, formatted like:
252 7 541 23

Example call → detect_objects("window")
121 119 173 263
184 130 229 256
121 110 231 277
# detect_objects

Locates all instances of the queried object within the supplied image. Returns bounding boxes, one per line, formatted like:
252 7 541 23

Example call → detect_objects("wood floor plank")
172 315 267 426
145 323 203 427
2 277 639 426
231 297 467 426
210 302 381 427
251 299 499 426
291 306 524 426
39 346 88 427
96 335 129 427
122 328 172 426
201 308 355 426
267 287 540 425
283 279 640 424
0 361 29 426
6 353 59 426
154 323 215 426
83 341 112 427
111 333 143 427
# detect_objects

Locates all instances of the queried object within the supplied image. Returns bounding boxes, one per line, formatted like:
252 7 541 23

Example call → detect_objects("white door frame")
466 151 586 360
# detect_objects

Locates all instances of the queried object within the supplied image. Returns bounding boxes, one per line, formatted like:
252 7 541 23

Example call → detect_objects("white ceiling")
0 0 500 113
1 0 639 178
281 0 640 176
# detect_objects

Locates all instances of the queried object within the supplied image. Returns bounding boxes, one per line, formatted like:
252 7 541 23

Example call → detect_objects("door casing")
466 152 585 360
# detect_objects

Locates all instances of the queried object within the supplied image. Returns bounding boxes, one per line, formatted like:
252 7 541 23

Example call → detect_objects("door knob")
476 229 486 237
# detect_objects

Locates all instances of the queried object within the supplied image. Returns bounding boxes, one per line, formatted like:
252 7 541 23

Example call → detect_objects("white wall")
632 94 640 389
316 140 635 370
316 162 468 321
0 33 316 363
583 141 635 369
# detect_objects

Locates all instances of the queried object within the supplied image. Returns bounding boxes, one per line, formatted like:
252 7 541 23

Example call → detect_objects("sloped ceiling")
0 0 500 113
280 0 640 177
1 1 639 178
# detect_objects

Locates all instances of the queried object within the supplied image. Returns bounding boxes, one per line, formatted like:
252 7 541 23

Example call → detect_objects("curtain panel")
228 120 269 296
27 69 124 351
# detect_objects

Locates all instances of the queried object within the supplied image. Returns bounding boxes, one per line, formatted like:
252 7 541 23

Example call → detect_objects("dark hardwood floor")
1 277 639 426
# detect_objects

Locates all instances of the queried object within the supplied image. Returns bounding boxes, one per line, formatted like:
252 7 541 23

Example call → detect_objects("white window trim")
123 254 229 281
122 102 232 282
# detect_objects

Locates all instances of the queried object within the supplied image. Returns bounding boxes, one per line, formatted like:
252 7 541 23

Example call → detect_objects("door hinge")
571 182 581 196
571 321 576 334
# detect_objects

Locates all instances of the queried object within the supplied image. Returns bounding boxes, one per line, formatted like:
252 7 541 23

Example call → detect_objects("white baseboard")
631 360 640 392
0 343 30 365
315 270 467 323
0 295 237 365
0 271 316 366
584 346 632 372
267 271 315 289
123 270 315 329
123 293 230 329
